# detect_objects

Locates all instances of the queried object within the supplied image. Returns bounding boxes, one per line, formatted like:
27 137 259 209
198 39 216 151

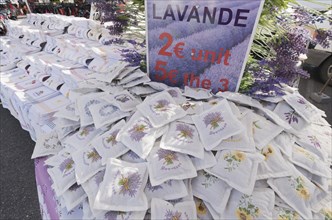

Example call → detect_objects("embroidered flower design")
104 129 120 147
319 208 332 220
203 112 223 130
296 147 316 161
289 176 310 200
78 127 93 138
84 149 102 165
224 151 246 172
176 123 194 139
201 171 219 188
308 135 321 149
236 195 260 220
284 110 299 124
153 99 171 113
43 134 61 150
128 123 149 142
168 89 178 98
157 149 179 166
165 210 182 220
117 172 141 197
115 94 131 103
297 98 306 105
59 158 74 176
84 100 101 117
196 199 208 216
99 104 117 117
181 102 196 111
276 207 300 220
261 145 274 160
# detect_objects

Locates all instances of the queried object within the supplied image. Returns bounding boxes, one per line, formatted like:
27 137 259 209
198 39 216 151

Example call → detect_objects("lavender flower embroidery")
78 127 93 138
165 210 182 220
203 112 224 130
115 94 131 103
84 149 102 165
104 129 120 148
284 110 299 124
201 171 219 188
308 135 321 149
176 123 195 139
128 123 149 142
153 99 171 113
99 105 117 117
59 158 74 176
157 149 179 166
297 98 306 105
117 172 142 197
84 100 101 117
168 89 178 98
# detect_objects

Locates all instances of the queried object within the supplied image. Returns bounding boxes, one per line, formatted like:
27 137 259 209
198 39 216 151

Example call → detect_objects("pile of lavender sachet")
31 82 332 220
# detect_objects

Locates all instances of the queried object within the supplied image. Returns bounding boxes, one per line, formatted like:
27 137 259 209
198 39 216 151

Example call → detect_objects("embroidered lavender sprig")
203 112 224 129
165 210 182 220
118 172 142 197
157 149 179 166
176 123 195 139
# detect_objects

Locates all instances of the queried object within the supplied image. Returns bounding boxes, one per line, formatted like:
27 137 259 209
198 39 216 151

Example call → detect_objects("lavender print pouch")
206 150 264 195
94 158 148 212
166 87 187 104
222 188 275 220
160 121 204 159
213 113 255 152
137 92 187 128
273 101 309 133
72 145 104 185
31 131 63 159
144 179 188 203
92 120 129 165
76 93 105 127
192 99 245 150
48 156 76 196
89 102 130 129
250 112 284 149
116 112 167 159
151 198 196 220
147 146 197 186
257 143 293 180
104 90 141 112
296 133 329 162
63 125 100 150
192 170 232 213
283 93 320 123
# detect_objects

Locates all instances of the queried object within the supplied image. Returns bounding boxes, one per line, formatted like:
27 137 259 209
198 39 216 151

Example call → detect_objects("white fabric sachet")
194 197 214 220
192 99 245 150
92 120 129 165
192 170 232 213
62 183 87 211
103 90 141 112
72 145 104 185
94 158 148 212
116 112 167 159
222 188 275 219
147 146 197 186
151 198 196 220
183 86 212 100
137 92 187 128
31 131 63 159
206 150 264 195
76 92 105 127
190 150 217 171
160 121 204 159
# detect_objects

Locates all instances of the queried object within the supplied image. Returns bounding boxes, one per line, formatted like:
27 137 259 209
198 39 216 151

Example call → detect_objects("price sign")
145 0 264 93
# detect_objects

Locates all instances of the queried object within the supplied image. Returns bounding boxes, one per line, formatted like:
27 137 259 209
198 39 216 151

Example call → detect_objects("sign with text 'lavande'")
146 0 264 93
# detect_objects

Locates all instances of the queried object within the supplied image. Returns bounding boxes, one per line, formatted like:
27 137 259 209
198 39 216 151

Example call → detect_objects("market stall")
0 0 331 219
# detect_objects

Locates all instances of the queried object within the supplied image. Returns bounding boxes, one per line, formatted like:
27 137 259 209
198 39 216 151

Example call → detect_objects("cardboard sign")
146 0 264 93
